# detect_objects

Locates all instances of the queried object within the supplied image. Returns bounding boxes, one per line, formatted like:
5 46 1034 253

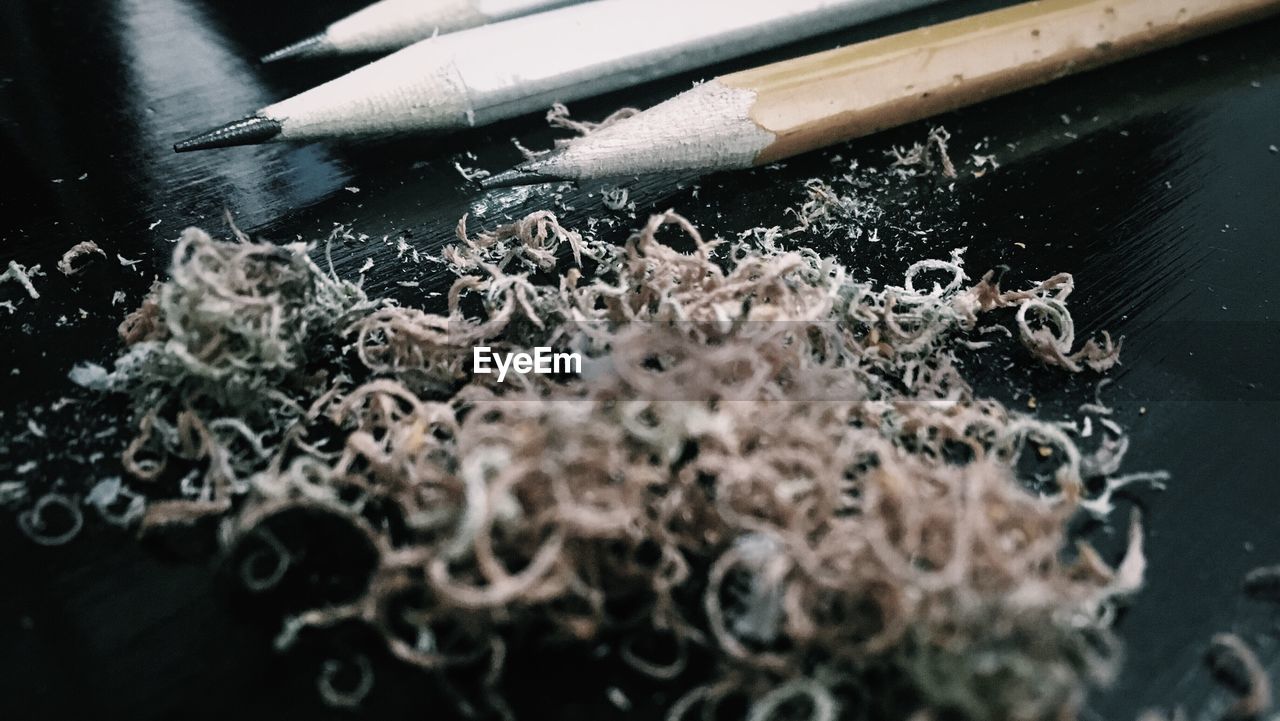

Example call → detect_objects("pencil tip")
479 169 542 190
261 33 330 63
480 160 569 190
174 116 283 152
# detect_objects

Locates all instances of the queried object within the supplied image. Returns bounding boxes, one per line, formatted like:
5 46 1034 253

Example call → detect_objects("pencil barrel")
460 0 942 128
737 0 1280 164
325 0 581 54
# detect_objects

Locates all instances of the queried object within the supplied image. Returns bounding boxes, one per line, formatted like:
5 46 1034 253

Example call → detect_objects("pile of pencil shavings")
54 202 1156 721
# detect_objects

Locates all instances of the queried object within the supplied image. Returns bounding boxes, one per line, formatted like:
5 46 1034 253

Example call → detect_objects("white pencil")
176 0 946 151
483 0 1280 187
262 0 584 63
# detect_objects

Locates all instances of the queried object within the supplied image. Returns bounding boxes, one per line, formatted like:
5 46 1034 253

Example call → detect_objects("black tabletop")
1 1 1278 719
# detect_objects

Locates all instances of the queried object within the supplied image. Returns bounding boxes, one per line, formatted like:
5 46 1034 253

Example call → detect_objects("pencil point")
479 169 541 190
261 33 330 63
479 159 570 190
174 117 283 152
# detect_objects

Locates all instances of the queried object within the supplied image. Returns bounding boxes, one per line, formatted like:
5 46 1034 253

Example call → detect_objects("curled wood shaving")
79 206 1148 720
1205 633 1272 718
1243 565 1280 604
57 240 108 276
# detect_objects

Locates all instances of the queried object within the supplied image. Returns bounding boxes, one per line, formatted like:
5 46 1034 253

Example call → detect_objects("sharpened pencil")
482 0 1280 188
262 0 584 63
176 0 947 152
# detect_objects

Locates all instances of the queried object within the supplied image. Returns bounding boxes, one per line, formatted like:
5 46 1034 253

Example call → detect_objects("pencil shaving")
1205 633 1272 718
1 260 43 300
74 198 1158 720
57 240 108 276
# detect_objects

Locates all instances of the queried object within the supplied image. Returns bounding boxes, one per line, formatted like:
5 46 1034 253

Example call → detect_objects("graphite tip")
479 157 571 190
174 117 283 152
260 33 331 63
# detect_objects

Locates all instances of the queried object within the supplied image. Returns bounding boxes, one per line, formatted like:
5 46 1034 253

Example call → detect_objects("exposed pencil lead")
479 169 547 190
174 117 283 152
479 158 570 190
261 34 330 64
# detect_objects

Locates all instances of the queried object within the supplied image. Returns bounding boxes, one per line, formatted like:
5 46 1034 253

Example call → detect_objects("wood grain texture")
730 0 1280 163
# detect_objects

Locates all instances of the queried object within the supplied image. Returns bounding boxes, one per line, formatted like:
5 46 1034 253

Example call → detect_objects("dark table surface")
1 1 1278 719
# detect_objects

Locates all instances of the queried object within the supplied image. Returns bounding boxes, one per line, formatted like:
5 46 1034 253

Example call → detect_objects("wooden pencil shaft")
476 0 579 18
731 0 1280 164
268 0 945 138
324 0 581 53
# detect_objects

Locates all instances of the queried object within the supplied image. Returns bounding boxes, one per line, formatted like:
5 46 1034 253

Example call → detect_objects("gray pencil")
262 0 584 63
176 0 945 152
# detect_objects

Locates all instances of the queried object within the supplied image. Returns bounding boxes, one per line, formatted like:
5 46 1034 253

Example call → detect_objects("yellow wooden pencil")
484 0 1280 187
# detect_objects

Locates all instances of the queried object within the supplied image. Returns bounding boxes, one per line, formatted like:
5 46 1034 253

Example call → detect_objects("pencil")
262 0 584 63
175 0 947 152
482 0 1280 188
